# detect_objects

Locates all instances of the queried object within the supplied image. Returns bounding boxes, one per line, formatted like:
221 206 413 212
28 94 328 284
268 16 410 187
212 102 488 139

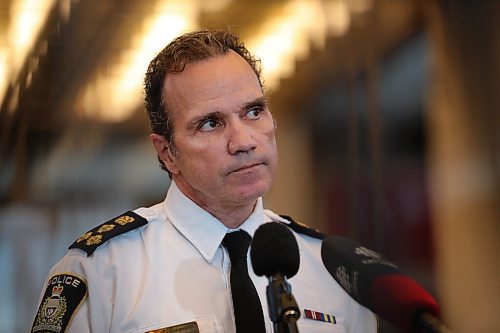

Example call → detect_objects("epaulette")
68 211 148 256
279 214 326 240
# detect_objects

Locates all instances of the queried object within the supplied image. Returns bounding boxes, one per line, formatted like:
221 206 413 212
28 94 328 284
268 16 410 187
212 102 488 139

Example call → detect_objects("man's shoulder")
264 209 325 240
68 206 161 257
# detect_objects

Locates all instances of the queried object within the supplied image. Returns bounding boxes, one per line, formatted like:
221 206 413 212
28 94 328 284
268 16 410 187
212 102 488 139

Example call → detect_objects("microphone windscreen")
250 222 300 278
321 236 440 332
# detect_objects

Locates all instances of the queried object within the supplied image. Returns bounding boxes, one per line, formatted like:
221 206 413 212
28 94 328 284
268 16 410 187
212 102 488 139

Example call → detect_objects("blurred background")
0 0 499 332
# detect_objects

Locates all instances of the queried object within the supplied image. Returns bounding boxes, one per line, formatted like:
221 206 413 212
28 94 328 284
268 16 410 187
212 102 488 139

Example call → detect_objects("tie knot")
223 230 251 262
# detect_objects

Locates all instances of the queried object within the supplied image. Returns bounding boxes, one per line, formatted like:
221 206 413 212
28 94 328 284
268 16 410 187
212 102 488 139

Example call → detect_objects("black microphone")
321 236 453 333
251 222 301 333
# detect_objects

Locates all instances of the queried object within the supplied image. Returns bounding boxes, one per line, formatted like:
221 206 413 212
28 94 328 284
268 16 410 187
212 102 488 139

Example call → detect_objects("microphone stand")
266 275 300 333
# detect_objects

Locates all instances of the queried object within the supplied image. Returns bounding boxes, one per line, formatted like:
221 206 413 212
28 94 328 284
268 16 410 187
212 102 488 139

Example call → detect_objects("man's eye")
247 107 262 120
199 119 221 132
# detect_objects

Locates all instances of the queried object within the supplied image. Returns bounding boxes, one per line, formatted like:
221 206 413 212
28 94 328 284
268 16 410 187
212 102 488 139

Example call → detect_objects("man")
31 30 377 333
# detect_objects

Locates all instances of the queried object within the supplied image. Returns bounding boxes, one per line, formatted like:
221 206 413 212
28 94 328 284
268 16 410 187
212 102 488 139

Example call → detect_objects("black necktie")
223 230 266 333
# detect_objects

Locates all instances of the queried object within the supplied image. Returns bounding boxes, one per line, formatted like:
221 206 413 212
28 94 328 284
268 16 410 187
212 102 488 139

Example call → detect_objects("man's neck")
173 179 258 229
201 202 256 229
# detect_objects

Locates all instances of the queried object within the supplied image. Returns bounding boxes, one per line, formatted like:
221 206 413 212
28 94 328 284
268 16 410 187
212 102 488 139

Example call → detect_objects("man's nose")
227 121 257 155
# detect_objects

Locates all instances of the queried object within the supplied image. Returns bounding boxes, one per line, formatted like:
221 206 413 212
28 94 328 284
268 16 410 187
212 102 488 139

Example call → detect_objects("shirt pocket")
134 316 222 333
298 319 346 333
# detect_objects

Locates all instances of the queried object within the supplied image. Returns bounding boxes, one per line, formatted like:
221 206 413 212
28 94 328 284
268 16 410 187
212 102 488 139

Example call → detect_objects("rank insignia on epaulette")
279 214 325 240
304 309 337 324
31 274 87 333
69 211 147 256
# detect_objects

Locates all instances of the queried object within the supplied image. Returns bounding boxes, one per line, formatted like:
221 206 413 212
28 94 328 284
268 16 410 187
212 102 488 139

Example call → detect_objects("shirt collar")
162 181 266 263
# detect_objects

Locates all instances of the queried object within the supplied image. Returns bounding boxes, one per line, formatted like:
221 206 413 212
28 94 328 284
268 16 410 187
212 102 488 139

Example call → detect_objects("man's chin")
229 182 271 204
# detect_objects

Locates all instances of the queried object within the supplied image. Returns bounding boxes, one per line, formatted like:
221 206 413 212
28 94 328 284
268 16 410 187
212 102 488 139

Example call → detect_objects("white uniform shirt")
33 181 377 333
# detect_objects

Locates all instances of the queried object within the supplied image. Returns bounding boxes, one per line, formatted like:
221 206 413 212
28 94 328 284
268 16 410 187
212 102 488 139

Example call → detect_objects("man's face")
154 51 278 210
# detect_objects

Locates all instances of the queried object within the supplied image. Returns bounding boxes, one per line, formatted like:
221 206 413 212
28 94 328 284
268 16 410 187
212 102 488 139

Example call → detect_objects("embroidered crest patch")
31 274 87 333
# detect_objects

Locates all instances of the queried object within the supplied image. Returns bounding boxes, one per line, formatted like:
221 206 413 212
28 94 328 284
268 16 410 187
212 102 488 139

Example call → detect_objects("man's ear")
150 134 179 175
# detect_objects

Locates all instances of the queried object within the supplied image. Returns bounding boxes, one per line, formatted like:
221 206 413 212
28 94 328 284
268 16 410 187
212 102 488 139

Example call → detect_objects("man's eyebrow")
240 96 268 111
187 111 222 129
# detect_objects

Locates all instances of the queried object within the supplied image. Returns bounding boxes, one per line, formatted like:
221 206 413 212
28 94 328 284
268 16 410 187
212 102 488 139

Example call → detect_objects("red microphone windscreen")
371 275 440 332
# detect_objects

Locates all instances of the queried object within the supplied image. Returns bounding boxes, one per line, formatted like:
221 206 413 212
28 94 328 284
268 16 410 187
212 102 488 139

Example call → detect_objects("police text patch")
31 274 87 333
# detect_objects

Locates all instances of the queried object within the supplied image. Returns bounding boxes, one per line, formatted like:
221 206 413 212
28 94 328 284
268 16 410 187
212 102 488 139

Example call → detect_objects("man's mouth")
229 162 264 174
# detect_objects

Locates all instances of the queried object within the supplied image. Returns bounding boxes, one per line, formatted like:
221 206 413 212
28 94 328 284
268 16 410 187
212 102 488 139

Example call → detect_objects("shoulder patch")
279 214 325 240
69 210 147 256
31 274 87 333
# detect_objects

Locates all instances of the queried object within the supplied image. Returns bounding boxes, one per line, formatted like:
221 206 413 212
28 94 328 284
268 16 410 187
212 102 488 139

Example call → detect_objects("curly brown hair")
144 29 263 173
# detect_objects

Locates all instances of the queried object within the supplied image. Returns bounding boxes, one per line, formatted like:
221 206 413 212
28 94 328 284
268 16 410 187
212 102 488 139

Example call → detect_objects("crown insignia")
52 285 64 295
